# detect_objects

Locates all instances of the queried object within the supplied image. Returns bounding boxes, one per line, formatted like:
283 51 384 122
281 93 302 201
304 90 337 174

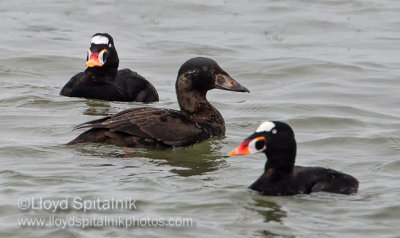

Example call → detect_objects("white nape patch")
256 121 275 133
91 35 109 45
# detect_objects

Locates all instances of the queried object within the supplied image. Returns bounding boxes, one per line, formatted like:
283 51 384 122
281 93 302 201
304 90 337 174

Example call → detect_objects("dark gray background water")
0 0 399 237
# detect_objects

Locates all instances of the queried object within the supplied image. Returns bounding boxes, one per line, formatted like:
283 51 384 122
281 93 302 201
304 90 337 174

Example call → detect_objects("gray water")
1 0 399 237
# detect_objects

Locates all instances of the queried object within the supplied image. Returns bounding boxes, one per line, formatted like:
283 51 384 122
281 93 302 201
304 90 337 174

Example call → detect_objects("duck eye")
272 129 277 134
185 70 198 78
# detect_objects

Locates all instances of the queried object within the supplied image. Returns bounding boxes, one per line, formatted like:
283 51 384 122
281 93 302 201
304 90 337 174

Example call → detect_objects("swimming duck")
230 121 359 195
67 57 249 148
60 33 159 102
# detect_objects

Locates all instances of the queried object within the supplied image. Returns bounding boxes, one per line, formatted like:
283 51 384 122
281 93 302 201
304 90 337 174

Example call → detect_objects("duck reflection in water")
248 197 290 238
73 140 226 177
83 100 112 117
142 140 226 177
83 100 152 118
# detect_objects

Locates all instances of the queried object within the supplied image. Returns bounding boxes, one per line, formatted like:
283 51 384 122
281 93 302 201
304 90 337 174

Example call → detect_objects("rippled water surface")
1 0 399 237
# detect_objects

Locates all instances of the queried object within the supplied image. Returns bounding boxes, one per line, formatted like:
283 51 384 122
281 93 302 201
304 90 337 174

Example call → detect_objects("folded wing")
75 107 204 146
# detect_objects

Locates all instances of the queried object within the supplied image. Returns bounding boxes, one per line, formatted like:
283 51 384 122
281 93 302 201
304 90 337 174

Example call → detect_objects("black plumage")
60 33 159 102
68 57 249 148
230 121 359 195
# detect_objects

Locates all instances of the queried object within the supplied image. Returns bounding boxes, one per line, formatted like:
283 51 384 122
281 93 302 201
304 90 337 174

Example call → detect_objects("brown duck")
68 57 249 148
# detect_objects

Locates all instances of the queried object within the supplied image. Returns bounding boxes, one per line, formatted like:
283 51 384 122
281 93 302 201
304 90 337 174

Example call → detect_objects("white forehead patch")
91 35 109 45
256 121 275 132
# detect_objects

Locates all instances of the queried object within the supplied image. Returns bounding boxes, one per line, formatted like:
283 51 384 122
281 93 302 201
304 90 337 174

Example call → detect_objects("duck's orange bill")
229 139 251 156
229 136 266 156
86 52 102 67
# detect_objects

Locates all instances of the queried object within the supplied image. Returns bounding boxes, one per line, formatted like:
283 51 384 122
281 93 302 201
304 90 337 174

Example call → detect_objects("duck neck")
176 86 223 122
263 150 296 180
84 66 118 83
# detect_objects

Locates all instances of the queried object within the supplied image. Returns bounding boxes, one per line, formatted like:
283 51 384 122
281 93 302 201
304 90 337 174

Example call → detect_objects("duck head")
86 33 119 69
176 57 249 96
230 121 297 169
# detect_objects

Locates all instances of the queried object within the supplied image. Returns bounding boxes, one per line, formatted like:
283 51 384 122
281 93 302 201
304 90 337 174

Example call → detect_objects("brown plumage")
68 57 249 148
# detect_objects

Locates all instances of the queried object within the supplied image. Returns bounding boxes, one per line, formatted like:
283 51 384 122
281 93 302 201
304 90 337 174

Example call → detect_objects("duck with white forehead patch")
230 121 359 195
60 33 159 102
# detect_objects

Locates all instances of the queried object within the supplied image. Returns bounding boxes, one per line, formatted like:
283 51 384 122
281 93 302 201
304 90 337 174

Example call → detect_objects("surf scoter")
230 121 359 195
67 57 249 148
60 33 159 102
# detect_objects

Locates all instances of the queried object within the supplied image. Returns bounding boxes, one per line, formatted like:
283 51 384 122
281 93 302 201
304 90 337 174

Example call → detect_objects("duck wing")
75 107 204 146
